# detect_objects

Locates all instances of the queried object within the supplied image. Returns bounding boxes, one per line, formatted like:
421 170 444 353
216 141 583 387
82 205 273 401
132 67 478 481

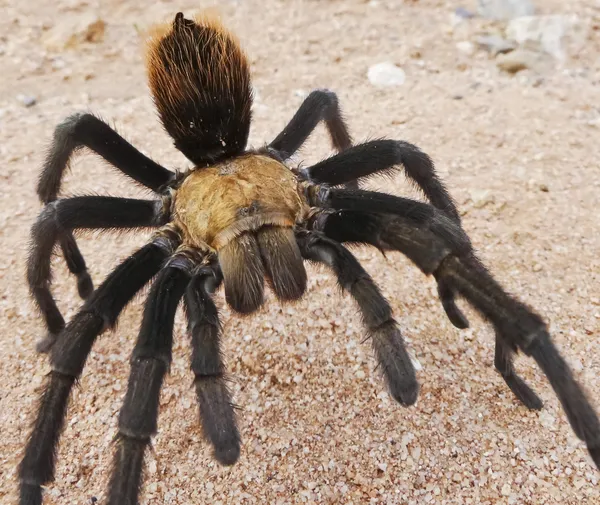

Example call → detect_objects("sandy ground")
1 0 600 504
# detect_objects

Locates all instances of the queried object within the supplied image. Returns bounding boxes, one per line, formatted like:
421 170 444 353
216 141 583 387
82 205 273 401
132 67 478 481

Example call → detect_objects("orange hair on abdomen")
146 12 253 166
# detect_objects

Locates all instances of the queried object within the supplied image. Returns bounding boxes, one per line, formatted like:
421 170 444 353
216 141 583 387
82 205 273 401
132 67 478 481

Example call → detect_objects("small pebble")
456 41 476 56
496 49 544 74
455 7 476 19
476 35 517 56
367 62 406 87
478 0 535 21
17 94 36 107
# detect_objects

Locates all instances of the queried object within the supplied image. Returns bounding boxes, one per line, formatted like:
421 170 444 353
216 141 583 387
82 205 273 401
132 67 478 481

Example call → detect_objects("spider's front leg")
296 229 419 406
311 188 600 469
184 264 241 465
19 229 180 505
310 186 542 410
107 250 197 505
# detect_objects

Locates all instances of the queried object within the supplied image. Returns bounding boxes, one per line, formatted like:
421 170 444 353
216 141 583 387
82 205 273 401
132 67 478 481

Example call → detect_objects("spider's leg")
38 113 173 204
59 233 93 299
302 140 461 223
184 264 241 465
314 188 543 410
28 196 168 353
296 230 419 406
107 250 196 505
18 230 179 505
494 335 543 410
320 208 539 409
313 200 600 469
268 89 352 159
37 113 175 300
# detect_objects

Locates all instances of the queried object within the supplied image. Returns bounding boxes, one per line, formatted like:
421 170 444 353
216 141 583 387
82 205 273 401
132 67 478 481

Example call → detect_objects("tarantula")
19 11 599 505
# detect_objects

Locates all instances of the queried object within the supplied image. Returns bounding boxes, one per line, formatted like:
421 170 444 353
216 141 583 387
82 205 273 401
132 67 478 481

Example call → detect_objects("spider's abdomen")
173 154 308 313
146 13 252 165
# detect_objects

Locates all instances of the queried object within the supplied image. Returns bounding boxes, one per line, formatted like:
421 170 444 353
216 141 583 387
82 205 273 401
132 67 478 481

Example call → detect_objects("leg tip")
36 333 57 353
390 380 420 407
589 446 600 471
214 441 241 466
20 483 43 505
77 272 94 299
526 395 544 411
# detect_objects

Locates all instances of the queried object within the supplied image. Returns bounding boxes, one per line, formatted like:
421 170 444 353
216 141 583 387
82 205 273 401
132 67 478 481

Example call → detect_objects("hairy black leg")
495 336 543 410
268 89 352 159
59 233 93 299
310 187 472 326
310 187 471 256
18 232 178 505
37 113 174 302
316 209 600 469
302 140 461 223
438 255 600 467
296 230 418 406
319 187 533 397
108 252 195 505
38 113 173 204
184 264 240 465
28 196 167 352
435 275 469 329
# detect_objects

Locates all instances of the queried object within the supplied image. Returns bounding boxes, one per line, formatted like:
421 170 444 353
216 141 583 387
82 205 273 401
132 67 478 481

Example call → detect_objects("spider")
19 11 599 505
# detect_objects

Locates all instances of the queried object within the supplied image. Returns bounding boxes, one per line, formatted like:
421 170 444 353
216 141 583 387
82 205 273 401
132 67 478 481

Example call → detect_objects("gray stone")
478 0 534 21
476 35 517 56
17 94 36 107
506 15 587 61
455 7 476 19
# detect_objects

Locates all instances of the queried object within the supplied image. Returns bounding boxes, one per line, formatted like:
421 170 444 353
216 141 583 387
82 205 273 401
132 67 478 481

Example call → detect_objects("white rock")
367 62 406 87
16 94 36 107
478 0 534 20
506 15 587 61
456 41 476 56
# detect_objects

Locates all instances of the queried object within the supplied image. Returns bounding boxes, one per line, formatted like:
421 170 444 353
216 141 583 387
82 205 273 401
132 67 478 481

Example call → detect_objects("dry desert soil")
1 1 599 504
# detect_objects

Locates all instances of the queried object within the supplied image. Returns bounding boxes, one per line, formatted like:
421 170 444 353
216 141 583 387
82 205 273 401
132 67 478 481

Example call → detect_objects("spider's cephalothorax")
19 11 600 505
172 153 309 312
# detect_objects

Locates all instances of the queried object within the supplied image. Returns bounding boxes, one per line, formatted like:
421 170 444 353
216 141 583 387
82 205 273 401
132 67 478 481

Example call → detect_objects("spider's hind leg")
268 89 352 159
